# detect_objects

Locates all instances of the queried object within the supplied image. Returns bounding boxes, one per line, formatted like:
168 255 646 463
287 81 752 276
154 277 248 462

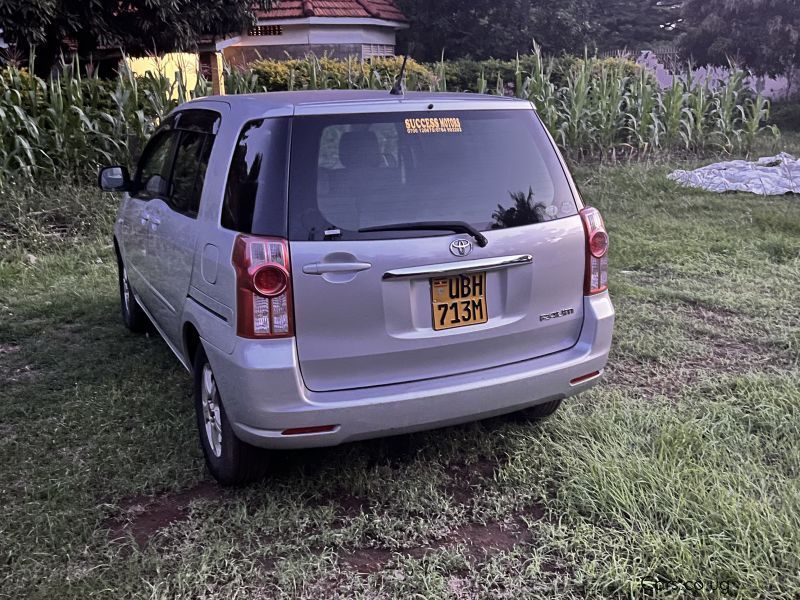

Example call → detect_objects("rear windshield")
288 109 577 241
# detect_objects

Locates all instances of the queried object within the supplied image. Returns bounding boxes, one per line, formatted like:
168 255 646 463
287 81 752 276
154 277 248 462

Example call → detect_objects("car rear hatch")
287 101 586 393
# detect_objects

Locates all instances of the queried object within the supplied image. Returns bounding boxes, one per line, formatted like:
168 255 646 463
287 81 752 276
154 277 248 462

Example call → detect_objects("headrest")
339 130 381 168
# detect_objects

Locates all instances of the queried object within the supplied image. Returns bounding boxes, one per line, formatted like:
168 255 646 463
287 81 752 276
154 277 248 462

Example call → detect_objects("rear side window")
289 109 577 241
222 118 290 235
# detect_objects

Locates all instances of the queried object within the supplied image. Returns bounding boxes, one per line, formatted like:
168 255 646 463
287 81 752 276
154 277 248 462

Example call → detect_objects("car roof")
182 90 532 122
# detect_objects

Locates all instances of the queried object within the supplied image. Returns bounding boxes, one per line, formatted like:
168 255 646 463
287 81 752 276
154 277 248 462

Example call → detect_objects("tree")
679 0 800 76
0 0 270 76
395 0 594 61
590 0 684 51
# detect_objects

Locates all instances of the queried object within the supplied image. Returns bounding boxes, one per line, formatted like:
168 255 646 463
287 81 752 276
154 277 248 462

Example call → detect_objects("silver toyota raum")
99 91 615 485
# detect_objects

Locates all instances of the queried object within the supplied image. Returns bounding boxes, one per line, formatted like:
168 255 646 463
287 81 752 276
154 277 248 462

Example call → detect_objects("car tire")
118 260 148 333
520 399 563 420
194 346 268 486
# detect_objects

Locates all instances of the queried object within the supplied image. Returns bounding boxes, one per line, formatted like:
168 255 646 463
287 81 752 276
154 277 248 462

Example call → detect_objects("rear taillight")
232 235 294 338
580 207 609 295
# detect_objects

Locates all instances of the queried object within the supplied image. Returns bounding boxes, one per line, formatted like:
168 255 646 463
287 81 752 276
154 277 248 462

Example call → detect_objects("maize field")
0 47 779 190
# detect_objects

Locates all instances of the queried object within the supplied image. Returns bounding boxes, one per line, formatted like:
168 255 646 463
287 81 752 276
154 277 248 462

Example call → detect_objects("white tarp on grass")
668 153 800 196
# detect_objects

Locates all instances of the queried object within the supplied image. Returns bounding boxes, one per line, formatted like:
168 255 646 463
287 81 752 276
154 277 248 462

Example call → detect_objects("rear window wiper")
359 221 489 247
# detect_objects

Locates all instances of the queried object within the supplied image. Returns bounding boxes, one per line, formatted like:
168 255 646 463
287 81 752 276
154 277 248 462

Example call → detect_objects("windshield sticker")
404 117 462 134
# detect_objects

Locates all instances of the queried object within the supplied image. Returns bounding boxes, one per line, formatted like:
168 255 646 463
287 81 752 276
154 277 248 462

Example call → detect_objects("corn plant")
685 72 713 154
659 76 690 151
476 68 488 95
709 66 745 153
523 42 559 134
592 60 628 154
740 92 774 154
433 53 447 93
0 51 781 190
225 68 265 94
557 55 594 152
623 68 661 154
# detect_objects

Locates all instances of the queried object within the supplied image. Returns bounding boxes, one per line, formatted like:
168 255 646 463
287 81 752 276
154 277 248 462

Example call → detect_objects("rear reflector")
570 371 601 385
281 425 337 436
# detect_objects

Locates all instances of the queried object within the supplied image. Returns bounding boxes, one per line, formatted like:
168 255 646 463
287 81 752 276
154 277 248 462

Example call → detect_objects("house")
218 0 408 66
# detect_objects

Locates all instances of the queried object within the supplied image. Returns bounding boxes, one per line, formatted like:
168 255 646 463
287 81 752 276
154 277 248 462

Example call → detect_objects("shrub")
441 57 536 93
248 58 292 90
366 56 435 91
769 102 800 132
248 55 434 91
443 58 494 92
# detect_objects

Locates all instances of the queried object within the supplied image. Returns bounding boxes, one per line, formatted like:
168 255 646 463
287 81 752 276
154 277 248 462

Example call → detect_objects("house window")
362 44 395 60
248 25 283 37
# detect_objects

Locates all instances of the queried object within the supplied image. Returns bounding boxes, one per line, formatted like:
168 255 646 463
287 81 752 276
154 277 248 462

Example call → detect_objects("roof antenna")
390 54 409 96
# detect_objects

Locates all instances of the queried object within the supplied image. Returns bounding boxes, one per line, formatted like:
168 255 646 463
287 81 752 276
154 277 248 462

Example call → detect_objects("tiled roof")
255 0 407 22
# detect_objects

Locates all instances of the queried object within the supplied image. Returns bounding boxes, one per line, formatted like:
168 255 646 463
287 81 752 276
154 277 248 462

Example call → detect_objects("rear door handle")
303 262 372 275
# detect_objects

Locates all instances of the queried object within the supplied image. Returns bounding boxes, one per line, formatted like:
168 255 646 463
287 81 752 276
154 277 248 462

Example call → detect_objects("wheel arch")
183 321 202 371
113 236 123 266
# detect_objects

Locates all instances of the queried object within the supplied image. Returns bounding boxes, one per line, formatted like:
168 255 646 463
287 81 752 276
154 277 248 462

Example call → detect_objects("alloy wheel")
201 363 223 458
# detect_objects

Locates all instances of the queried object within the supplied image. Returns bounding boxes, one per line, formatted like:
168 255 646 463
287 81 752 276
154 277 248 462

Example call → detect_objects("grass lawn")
1 160 798 599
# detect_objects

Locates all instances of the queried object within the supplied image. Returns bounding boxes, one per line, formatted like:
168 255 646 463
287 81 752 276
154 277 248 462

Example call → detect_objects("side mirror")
98 166 131 192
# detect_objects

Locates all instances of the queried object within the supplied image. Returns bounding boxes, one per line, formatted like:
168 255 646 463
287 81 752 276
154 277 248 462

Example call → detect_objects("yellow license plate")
431 272 488 331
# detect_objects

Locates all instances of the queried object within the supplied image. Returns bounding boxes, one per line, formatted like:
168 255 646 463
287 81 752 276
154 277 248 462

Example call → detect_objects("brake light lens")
232 235 294 338
580 207 609 295
253 265 288 297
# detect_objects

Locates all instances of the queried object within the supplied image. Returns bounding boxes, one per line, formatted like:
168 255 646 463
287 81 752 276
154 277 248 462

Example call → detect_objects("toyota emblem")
450 238 473 257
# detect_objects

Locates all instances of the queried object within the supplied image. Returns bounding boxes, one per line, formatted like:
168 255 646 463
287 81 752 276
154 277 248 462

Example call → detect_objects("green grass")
1 161 799 598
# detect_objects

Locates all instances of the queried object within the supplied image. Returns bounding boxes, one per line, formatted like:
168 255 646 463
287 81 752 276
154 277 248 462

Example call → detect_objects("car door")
125 129 179 311
146 109 220 346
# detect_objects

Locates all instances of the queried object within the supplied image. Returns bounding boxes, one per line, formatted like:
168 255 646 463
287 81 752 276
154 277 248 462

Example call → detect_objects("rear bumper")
204 293 614 449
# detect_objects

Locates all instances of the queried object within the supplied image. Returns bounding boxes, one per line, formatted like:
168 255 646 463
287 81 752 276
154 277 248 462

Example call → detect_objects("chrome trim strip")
383 254 533 281
303 261 372 275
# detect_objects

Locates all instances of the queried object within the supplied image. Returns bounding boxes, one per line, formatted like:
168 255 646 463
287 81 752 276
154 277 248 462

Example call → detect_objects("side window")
222 118 290 234
135 131 177 199
169 131 213 217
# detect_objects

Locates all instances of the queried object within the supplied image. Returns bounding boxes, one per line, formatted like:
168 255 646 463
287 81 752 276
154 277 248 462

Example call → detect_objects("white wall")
223 24 395 49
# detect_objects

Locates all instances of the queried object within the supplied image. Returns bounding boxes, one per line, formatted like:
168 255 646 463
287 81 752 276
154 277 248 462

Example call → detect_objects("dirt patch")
324 489 370 526
445 458 499 505
678 299 740 324
607 346 783 399
339 507 541 574
0 343 39 383
0 362 37 384
608 301 794 398
618 270 661 286
336 492 368 516
448 514 537 559
339 547 394 574
106 481 222 547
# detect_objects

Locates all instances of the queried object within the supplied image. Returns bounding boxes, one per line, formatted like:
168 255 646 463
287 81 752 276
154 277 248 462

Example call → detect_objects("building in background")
219 0 408 67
